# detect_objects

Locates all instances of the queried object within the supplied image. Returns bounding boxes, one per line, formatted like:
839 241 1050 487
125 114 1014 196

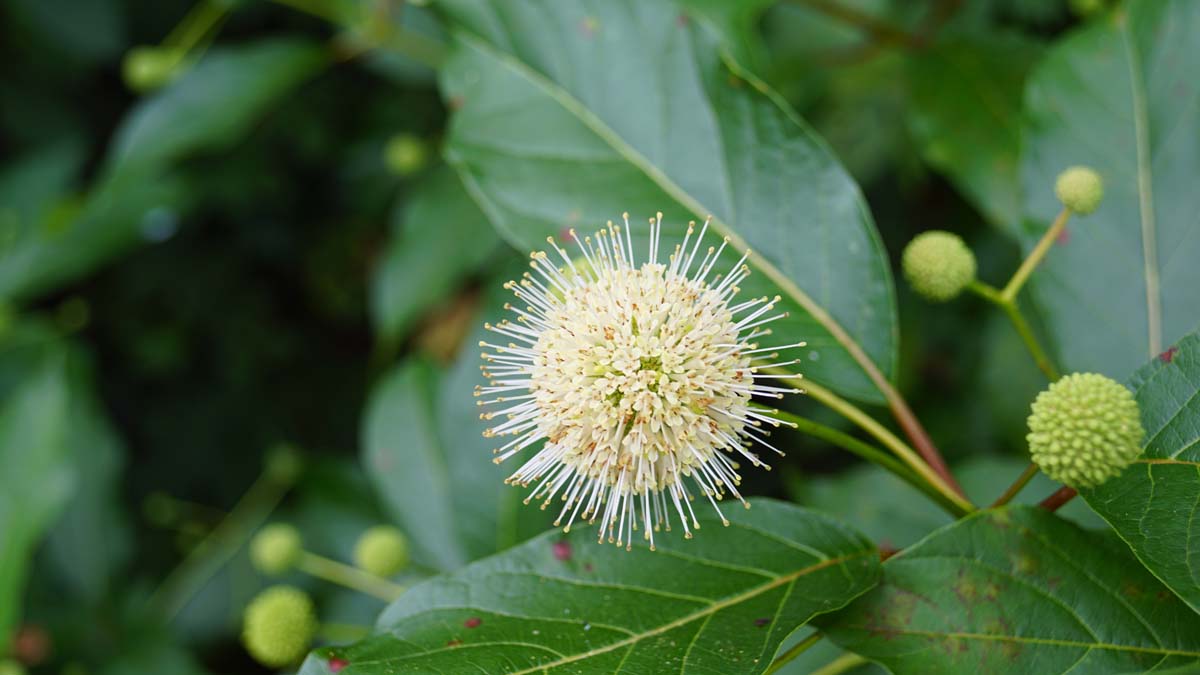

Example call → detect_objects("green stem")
767 408 967 517
991 462 1039 508
764 632 823 675
297 552 405 602
163 0 227 53
791 378 975 515
1002 207 1071 303
812 653 870 675
968 281 1060 381
149 465 295 619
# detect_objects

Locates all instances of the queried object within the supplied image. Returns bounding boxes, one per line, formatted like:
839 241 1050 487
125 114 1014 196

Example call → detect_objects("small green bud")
1027 372 1144 489
1055 166 1104 215
0 659 26 675
901 231 976 302
242 585 318 668
383 134 429 177
251 524 303 576
122 46 183 92
353 525 409 577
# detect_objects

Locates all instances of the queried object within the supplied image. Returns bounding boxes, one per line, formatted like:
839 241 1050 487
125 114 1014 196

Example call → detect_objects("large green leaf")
299 499 879 675
370 166 503 347
1020 0 1200 380
908 33 1041 231
820 507 1200 674
437 0 897 404
1082 330 1200 614
0 327 73 646
363 276 553 570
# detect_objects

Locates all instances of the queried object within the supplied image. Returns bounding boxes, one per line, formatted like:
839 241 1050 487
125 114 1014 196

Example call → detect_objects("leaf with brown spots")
1083 330 1200 614
818 507 1200 674
299 499 879 675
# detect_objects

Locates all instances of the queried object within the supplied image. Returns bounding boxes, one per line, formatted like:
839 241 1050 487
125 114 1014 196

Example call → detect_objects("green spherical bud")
1055 166 1104 215
1027 372 1144 489
901 231 976 302
242 585 317 668
122 46 182 92
353 525 409 577
251 524 303 576
0 660 26 675
383 134 428 177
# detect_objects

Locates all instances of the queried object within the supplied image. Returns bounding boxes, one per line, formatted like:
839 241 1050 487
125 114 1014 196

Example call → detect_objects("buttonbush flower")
902 231 976 302
242 586 317 668
250 523 303 576
478 214 804 549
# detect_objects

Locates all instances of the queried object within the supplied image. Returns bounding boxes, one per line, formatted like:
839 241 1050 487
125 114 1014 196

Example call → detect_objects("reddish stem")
1038 486 1077 512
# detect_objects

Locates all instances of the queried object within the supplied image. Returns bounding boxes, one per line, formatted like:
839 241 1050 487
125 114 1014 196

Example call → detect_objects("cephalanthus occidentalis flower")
476 213 804 550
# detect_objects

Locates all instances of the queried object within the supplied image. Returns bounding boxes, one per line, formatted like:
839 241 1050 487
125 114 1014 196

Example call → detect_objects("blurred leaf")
0 138 86 228
908 33 1042 230
439 0 898 404
98 636 210 675
363 273 553 570
0 38 328 304
300 499 880 675
42 351 133 603
1020 0 1200 380
795 454 1104 550
110 38 328 172
820 507 1200 674
1082 330 1200 614
5 0 126 64
0 168 189 302
370 166 502 347
0 326 74 645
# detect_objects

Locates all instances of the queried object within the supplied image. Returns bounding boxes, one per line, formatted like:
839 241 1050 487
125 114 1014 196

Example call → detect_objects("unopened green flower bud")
353 525 409 577
901 231 976 302
1027 372 1144 489
242 585 317 668
1055 166 1104 215
251 524 303 576
0 659 26 675
122 46 183 92
383 134 428 177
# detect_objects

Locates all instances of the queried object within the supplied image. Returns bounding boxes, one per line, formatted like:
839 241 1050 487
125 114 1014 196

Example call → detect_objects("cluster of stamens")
476 213 804 549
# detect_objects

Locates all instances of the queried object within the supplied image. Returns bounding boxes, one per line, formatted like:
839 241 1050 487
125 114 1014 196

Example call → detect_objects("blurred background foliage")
0 0 1114 672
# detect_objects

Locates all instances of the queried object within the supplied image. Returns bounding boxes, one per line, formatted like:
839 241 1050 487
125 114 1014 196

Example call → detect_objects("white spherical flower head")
478 214 804 550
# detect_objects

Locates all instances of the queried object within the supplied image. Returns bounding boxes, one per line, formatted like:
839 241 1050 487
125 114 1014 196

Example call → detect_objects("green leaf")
300 499 880 675
1082 330 1200 614
908 33 1041 230
796 455 1104 550
819 507 1200 674
0 326 74 645
41 353 132 604
0 39 327 303
370 166 502 346
109 38 327 172
363 277 552 569
1019 0 1200 379
438 0 897 404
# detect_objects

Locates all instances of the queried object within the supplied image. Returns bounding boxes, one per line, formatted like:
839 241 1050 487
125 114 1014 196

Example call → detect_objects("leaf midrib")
838 625 1200 658
448 27 889 399
1119 16 1162 357
360 550 871 675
